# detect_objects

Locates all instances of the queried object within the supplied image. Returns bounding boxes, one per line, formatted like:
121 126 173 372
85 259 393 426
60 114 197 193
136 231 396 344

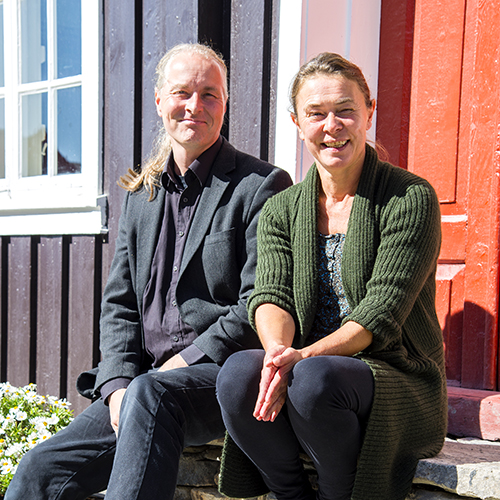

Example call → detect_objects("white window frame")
0 0 103 235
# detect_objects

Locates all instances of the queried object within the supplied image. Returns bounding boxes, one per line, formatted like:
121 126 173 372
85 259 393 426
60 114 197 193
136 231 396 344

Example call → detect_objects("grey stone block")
414 439 500 499
407 486 475 499
177 454 221 487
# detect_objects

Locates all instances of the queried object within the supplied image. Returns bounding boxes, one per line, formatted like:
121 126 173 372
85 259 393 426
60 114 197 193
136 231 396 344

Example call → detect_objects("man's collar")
162 136 223 189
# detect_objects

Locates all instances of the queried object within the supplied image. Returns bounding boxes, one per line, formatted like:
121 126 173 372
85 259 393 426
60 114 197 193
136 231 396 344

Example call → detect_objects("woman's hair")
289 52 373 117
289 52 390 160
119 43 228 199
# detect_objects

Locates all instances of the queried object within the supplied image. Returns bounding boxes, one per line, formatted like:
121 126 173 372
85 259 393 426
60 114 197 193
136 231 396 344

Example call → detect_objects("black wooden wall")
0 0 278 415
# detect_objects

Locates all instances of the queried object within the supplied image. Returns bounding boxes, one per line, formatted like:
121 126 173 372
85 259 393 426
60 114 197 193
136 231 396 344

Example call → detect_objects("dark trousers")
216 350 374 500
5 364 224 500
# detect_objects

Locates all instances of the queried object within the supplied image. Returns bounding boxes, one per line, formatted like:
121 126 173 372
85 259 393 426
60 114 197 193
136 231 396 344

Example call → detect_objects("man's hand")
107 352 187 437
108 388 127 436
158 353 188 372
253 345 302 422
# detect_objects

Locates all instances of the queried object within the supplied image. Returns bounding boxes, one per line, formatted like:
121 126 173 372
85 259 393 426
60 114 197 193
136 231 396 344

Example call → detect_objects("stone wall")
86 437 500 500
173 438 500 500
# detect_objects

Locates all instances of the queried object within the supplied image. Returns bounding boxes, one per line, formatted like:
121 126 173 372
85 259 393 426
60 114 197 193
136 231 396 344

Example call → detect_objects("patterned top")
307 233 351 344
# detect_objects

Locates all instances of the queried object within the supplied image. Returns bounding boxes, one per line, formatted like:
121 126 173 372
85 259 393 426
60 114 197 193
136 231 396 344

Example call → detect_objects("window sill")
0 201 108 236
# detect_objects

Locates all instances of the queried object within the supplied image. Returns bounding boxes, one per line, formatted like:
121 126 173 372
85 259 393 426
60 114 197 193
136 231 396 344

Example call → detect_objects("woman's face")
292 75 375 176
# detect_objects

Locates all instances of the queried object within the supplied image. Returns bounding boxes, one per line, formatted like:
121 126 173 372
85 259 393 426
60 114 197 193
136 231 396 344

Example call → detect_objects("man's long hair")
118 44 228 200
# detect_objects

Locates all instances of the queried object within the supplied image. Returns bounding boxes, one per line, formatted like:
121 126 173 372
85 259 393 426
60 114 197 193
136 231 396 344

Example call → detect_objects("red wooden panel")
410 0 500 390
408 0 465 203
7 237 32 386
67 237 96 415
439 215 466 263
436 264 465 385
36 237 63 397
458 0 500 390
376 0 415 168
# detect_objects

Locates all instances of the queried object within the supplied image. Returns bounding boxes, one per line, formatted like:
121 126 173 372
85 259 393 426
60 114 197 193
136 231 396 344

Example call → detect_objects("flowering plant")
0 382 73 495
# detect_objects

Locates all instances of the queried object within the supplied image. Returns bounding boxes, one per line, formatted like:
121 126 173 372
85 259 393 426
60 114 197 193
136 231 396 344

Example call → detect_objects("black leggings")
216 350 374 500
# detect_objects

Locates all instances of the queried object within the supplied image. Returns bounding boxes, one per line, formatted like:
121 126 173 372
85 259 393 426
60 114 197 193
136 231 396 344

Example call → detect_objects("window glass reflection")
57 86 81 174
22 92 48 177
21 0 48 84
57 0 81 78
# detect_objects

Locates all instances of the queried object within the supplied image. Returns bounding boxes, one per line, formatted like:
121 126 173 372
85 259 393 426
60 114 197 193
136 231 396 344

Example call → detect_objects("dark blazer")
77 138 292 400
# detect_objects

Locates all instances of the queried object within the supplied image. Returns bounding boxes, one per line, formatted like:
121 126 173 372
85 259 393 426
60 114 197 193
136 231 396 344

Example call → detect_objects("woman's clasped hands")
253 345 303 422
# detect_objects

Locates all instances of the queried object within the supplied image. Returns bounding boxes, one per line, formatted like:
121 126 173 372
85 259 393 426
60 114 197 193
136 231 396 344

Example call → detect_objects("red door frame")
377 0 500 438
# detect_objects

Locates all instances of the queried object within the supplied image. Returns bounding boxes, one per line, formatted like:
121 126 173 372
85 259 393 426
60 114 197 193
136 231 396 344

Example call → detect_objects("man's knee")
121 372 167 412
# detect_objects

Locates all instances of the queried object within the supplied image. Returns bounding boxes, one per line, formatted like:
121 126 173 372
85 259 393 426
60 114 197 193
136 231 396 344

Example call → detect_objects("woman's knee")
216 350 264 412
287 356 373 416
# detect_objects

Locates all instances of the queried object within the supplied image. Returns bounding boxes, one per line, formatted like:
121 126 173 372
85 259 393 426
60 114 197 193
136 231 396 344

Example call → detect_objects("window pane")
21 0 48 84
0 98 4 179
57 86 81 174
57 0 81 78
0 2 4 87
22 92 48 177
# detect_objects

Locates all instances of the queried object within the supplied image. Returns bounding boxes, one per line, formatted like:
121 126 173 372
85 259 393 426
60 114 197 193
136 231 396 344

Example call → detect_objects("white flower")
1 462 17 475
47 415 59 426
25 432 39 449
0 458 14 475
0 382 73 493
32 418 46 432
2 414 15 426
51 398 71 409
4 443 24 457
12 410 28 421
0 382 13 394
37 430 52 442
23 390 39 403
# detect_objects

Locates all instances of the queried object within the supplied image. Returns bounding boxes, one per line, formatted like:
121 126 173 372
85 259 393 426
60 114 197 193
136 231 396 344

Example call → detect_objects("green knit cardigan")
218 145 447 500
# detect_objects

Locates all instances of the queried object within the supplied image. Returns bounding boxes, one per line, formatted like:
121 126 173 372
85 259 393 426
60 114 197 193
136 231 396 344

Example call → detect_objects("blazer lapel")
180 140 235 275
135 188 165 300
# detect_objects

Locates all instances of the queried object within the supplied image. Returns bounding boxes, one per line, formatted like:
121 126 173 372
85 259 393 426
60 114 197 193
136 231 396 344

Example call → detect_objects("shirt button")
172 335 179 342
172 300 177 307
178 231 184 237
173 265 178 272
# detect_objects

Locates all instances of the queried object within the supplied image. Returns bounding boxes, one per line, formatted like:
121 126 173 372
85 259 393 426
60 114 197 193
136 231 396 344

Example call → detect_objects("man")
5 43 292 500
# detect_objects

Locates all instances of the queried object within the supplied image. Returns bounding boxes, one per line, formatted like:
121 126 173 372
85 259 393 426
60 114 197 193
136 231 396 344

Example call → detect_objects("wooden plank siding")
0 0 279 415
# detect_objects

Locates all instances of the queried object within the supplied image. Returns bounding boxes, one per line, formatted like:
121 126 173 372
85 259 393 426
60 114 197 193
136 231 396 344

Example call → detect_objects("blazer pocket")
202 228 240 302
204 227 236 246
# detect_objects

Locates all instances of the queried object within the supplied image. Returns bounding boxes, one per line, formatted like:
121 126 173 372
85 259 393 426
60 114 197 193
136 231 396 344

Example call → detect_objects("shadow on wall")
442 302 500 440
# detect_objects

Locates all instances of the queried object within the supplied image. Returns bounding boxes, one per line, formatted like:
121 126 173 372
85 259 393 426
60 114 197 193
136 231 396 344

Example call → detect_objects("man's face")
155 52 227 161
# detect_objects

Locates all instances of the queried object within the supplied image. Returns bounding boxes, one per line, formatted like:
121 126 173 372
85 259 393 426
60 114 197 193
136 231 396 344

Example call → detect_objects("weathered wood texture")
0 0 278 415
229 0 275 159
0 236 103 415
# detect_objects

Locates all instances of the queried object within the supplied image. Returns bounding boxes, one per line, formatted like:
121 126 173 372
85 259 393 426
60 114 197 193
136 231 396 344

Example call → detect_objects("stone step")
85 437 500 500
412 438 500 499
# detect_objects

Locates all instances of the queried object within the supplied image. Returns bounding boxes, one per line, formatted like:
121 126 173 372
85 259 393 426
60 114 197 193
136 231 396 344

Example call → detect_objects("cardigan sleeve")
247 196 299 332
344 176 442 353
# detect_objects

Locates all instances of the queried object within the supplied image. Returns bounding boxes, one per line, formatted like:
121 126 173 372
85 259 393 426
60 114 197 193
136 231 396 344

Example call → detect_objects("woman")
216 53 447 500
